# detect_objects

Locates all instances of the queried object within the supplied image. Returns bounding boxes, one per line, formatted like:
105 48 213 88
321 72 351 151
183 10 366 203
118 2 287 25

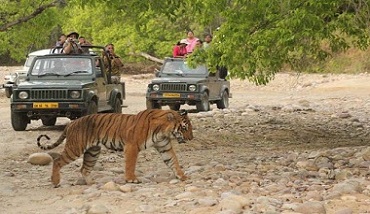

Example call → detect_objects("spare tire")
217 66 228 79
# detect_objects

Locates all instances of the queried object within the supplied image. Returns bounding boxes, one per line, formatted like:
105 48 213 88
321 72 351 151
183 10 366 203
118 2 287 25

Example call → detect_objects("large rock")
27 153 53 165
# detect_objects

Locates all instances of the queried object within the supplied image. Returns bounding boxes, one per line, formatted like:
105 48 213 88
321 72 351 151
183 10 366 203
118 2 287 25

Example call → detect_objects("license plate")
33 102 59 108
163 93 180 98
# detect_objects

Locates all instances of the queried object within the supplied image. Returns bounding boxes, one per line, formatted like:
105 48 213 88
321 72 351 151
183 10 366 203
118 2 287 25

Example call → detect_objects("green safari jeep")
10 46 125 131
146 57 231 112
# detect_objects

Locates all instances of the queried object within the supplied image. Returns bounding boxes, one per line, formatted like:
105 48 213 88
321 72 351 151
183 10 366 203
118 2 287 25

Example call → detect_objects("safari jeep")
10 46 125 131
146 57 231 111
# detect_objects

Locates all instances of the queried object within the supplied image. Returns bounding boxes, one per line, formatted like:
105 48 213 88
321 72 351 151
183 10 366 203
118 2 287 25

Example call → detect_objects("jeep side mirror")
155 68 160 77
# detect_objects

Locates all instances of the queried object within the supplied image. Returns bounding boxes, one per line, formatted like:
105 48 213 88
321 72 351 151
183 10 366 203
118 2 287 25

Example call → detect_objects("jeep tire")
112 98 122 113
5 88 12 98
196 92 210 112
216 91 229 109
86 101 98 115
11 111 28 131
169 104 181 111
41 117 57 126
146 99 161 109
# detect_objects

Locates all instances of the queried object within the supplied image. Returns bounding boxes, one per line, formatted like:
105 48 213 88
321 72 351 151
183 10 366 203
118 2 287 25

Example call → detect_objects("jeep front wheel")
5 88 12 98
146 99 161 109
169 104 181 111
86 101 98 115
41 117 57 126
216 91 229 109
11 112 28 131
196 92 210 112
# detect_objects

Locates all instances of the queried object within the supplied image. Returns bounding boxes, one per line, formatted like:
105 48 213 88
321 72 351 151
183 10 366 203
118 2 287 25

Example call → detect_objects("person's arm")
63 41 72 54
173 46 180 57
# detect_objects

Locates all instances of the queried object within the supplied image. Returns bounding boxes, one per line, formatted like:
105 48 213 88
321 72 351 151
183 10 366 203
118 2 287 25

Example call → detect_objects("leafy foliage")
0 0 63 61
1 0 370 84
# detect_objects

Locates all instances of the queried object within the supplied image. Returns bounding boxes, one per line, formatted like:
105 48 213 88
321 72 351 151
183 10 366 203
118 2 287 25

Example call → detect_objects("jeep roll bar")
50 45 113 84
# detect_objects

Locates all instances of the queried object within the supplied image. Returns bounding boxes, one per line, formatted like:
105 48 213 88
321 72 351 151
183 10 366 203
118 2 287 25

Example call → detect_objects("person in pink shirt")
185 30 199 54
172 39 189 58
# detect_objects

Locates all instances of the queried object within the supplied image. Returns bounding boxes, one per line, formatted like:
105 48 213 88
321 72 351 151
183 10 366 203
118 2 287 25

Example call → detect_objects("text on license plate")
163 93 180 98
33 102 59 108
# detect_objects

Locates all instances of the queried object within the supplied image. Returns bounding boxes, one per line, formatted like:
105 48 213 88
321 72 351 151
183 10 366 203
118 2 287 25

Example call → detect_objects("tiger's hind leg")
154 139 188 181
77 145 102 185
52 154 75 188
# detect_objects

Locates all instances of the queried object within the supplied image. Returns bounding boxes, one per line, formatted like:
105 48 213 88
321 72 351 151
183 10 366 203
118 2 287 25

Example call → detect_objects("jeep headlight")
188 85 197 91
152 84 160 91
18 91 29 99
70 90 81 99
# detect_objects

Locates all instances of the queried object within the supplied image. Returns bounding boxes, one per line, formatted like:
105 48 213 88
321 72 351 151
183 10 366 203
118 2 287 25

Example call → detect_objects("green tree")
189 0 370 84
2 0 370 85
0 0 64 61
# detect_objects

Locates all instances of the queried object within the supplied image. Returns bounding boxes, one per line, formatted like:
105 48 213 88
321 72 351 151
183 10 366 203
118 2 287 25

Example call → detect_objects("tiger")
36 109 193 187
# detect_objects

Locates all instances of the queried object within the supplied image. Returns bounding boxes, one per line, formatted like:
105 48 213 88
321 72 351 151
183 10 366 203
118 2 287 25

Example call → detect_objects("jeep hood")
16 80 94 89
151 77 208 84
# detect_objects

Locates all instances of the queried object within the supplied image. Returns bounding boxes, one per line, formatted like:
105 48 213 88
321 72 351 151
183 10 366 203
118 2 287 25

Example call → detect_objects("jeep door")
207 71 221 100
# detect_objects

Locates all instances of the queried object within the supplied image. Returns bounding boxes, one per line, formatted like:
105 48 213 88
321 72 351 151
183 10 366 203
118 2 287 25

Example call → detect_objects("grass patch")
311 48 370 74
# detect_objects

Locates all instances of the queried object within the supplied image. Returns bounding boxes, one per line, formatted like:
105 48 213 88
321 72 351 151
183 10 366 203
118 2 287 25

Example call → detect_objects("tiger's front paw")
178 174 188 181
125 175 141 184
126 179 141 184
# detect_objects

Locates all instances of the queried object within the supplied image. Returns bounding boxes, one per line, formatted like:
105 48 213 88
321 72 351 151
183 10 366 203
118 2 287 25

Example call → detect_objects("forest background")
1 0 370 84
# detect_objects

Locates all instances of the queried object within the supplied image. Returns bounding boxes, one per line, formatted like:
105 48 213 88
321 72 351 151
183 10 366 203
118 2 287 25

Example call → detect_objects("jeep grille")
160 83 187 91
31 90 68 99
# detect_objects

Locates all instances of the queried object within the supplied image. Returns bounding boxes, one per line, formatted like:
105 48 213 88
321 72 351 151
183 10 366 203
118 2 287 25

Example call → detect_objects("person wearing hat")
172 39 189 58
63 32 83 54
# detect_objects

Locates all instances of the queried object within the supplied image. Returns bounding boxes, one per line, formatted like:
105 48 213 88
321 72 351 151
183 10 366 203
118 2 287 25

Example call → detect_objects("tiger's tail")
37 130 67 150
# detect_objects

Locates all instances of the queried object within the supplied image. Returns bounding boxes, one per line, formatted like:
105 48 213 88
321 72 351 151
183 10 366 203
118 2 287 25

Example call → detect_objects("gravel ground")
1 66 370 214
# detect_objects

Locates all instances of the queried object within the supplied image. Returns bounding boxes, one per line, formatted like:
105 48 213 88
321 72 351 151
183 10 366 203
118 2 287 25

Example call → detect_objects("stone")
27 153 53 165
87 204 110 214
294 201 326 214
100 181 119 191
362 147 370 161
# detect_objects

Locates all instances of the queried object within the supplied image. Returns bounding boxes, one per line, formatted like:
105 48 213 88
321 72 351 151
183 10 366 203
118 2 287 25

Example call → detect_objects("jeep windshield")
162 60 207 75
30 57 93 76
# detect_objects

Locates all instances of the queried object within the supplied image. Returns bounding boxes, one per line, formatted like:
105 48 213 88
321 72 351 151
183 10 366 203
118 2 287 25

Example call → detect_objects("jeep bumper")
11 101 89 119
147 91 203 105
3 83 14 88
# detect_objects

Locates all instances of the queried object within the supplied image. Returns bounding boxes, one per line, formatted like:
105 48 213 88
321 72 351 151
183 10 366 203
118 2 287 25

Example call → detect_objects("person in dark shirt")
103 43 124 83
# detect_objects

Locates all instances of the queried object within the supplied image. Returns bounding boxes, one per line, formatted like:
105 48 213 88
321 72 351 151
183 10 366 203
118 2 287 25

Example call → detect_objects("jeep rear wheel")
169 104 181 111
86 101 98 115
216 91 229 109
11 112 28 131
41 117 57 126
112 98 122 113
196 92 210 112
146 99 161 109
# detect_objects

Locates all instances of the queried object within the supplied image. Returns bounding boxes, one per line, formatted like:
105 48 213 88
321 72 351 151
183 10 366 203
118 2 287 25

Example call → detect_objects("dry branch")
129 52 164 64
0 0 61 32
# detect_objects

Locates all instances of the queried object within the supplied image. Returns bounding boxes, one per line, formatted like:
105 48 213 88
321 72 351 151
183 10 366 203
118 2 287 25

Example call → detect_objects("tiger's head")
172 110 193 144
